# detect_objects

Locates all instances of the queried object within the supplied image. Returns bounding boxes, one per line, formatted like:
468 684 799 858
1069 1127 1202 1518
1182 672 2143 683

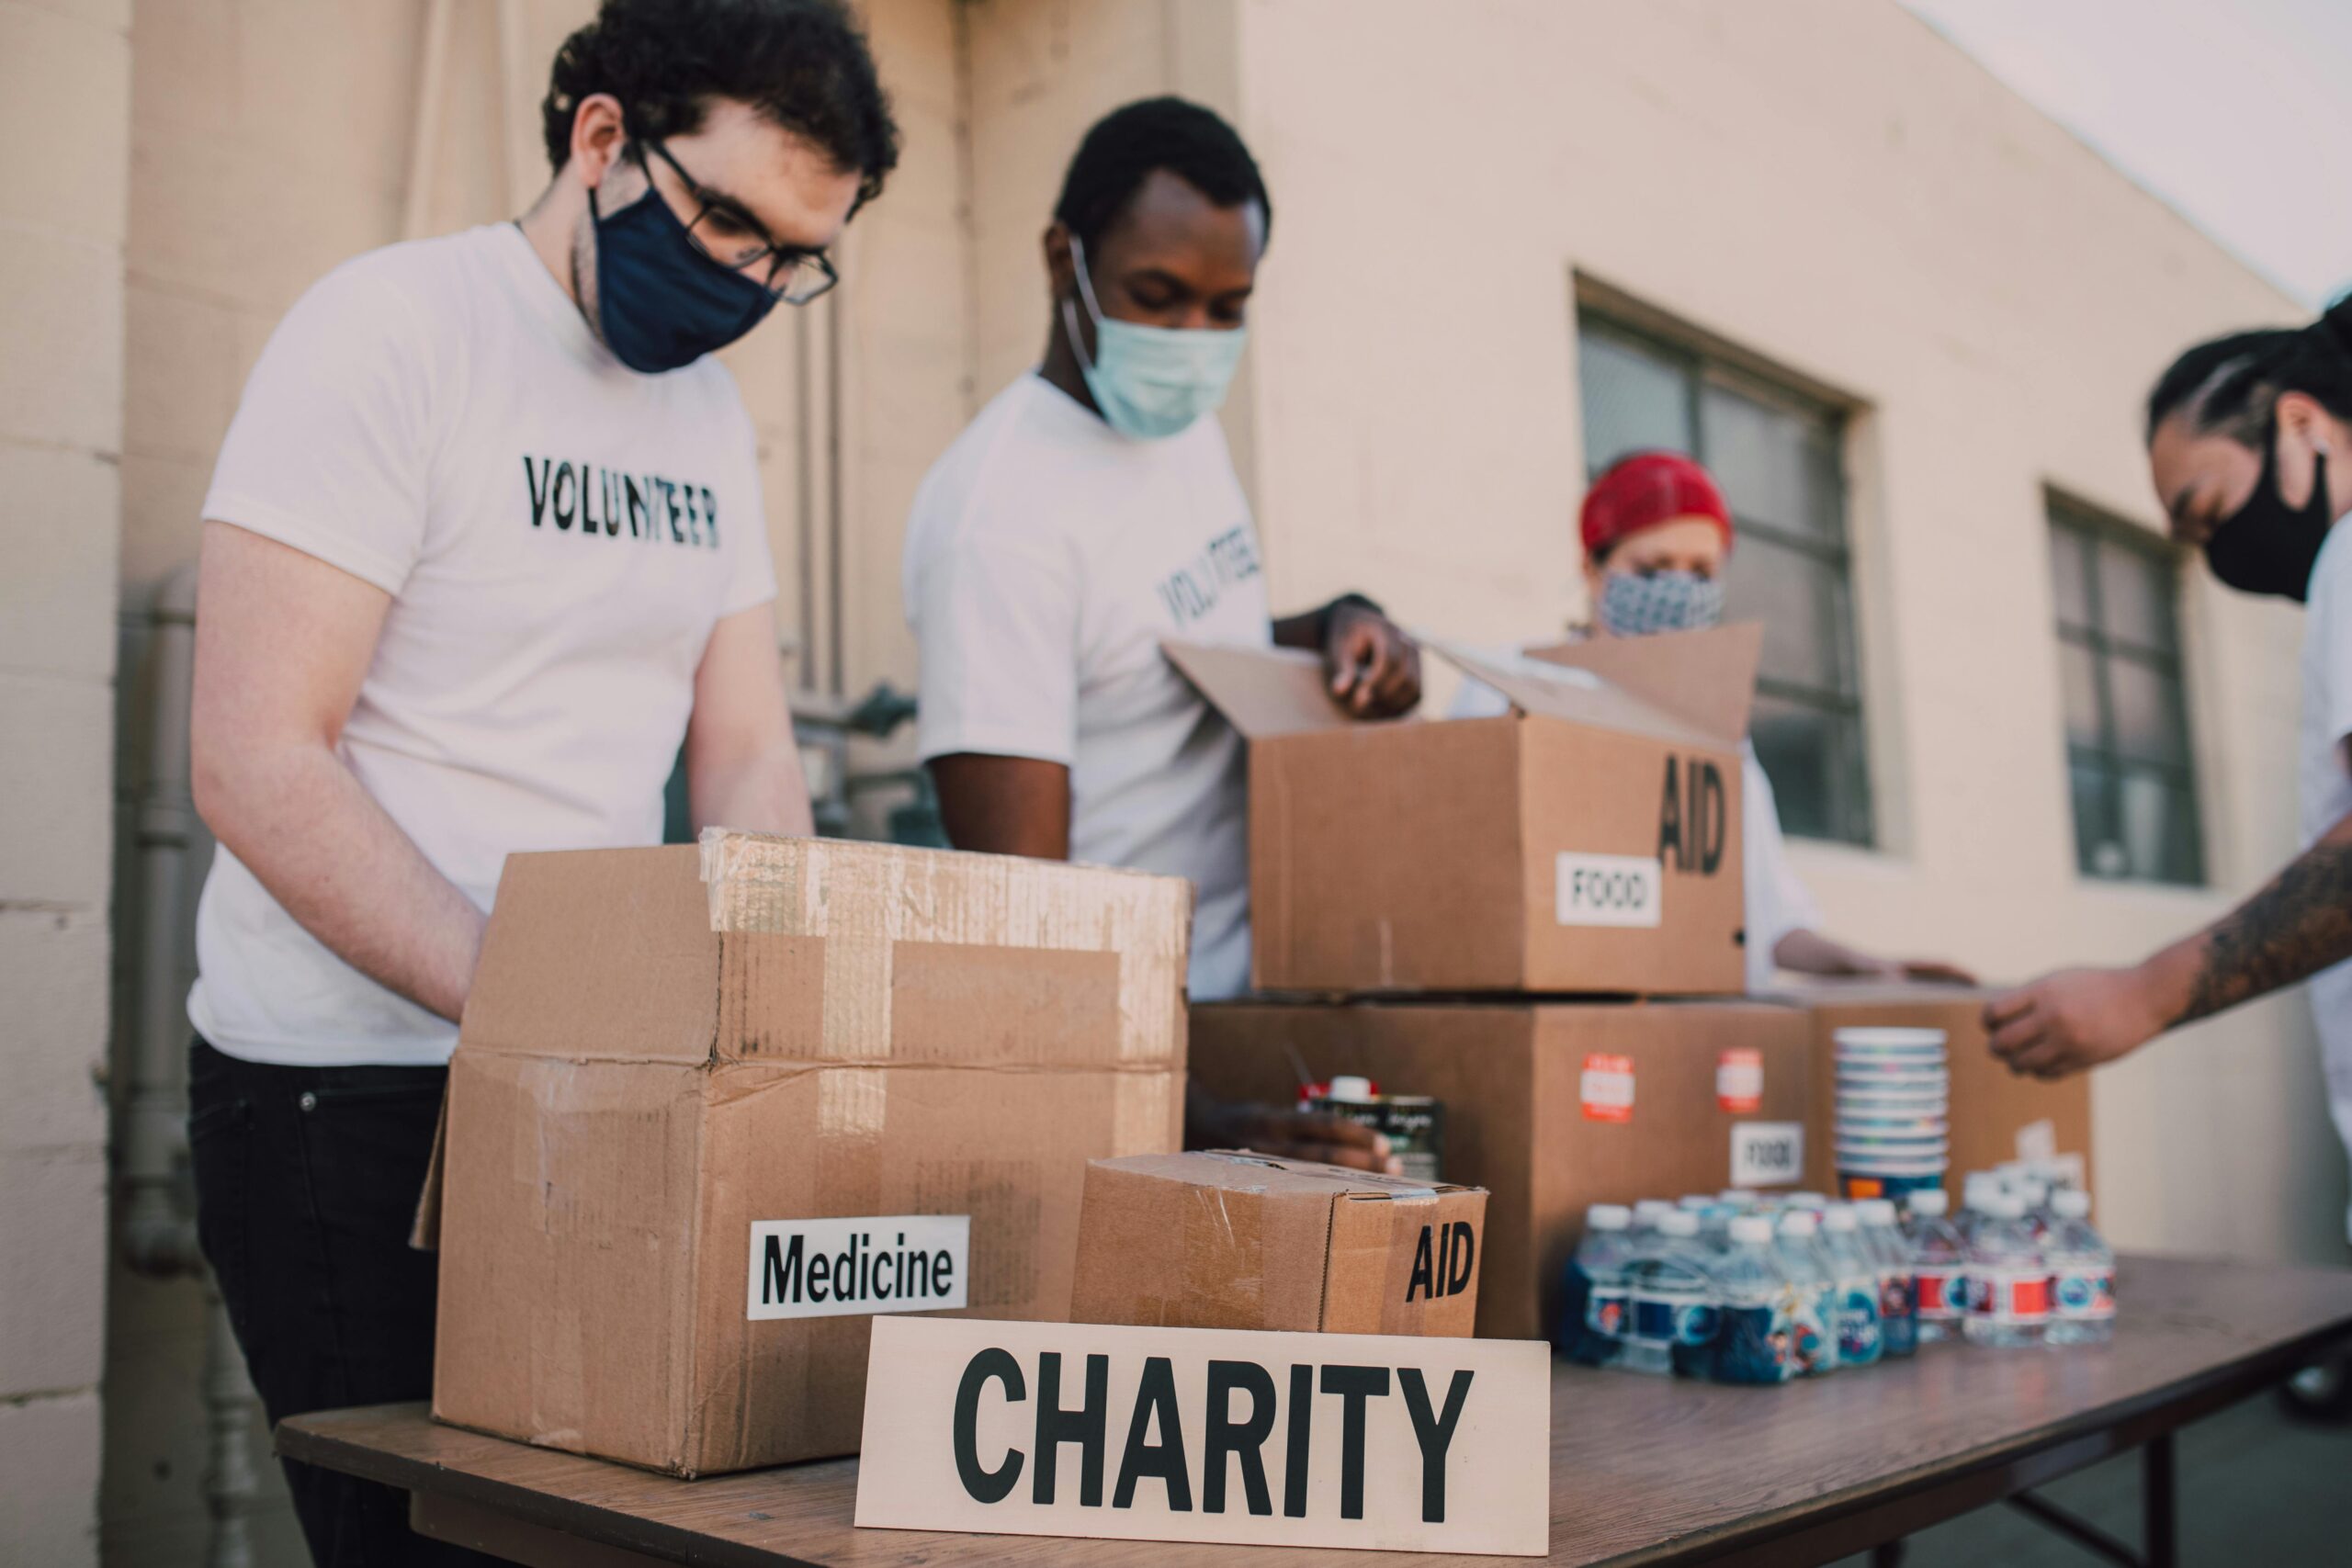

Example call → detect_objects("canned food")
1298 1076 1445 1183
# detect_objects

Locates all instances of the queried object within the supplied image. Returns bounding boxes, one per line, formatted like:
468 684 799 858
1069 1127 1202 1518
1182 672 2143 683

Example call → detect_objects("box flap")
1430 640 1723 750
1161 641 1400 739
1521 622 1762 744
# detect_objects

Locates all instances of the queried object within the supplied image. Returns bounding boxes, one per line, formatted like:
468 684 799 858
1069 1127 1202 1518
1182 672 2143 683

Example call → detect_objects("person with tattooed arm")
1988 300 2352 1199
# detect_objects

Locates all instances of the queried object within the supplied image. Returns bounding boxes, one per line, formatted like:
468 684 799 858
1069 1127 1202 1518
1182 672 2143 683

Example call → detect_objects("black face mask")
588 175 777 374
2203 414 2335 602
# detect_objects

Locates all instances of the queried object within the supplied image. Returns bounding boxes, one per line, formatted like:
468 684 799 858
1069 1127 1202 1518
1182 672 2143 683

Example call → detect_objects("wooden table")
278 1255 2352 1567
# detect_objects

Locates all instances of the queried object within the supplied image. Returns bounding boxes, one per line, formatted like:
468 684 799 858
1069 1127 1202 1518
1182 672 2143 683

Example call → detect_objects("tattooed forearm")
2176 835 2352 1027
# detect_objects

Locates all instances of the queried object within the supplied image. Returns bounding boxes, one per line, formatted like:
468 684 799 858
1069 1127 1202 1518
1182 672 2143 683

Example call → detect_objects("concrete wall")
0 1 128 1562
1218 0 2342 1265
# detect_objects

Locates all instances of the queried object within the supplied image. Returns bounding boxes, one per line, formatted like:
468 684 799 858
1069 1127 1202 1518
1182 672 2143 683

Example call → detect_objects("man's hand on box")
1984 964 2167 1079
1324 601 1421 719
1185 1085 1403 1175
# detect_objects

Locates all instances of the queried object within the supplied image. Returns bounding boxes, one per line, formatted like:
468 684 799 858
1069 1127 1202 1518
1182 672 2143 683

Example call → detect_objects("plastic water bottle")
1632 1198 1674 1238
1718 1189 1763 1213
2017 1178 2054 1240
1905 1189 1968 1346
1821 1205 1884 1367
1856 1198 1917 1359
1772 1210 1838 1375
2042 1189 2116 1347
1624 1211 1719 1376
1710 1215 1795 1384
1963 1192 2050 1348
1955 1174 1998 1247
1559 1203 1636 1365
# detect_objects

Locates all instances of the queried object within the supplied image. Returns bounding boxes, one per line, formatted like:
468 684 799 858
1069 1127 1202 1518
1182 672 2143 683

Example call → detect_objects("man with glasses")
184 4 895 1562
904 97 1419 1168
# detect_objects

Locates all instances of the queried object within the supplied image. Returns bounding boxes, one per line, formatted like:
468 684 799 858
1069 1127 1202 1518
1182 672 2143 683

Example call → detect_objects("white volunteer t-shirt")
189 223 777 1067
1450 654 1820 993
904 374 1271 999
2296 515 2352 1233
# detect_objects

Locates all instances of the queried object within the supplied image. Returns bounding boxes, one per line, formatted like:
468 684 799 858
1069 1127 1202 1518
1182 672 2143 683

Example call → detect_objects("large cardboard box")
1070 1150 1488 1337
1189 998 1810 1340
432 832 1190 1476
1791 986 2094 1198
1165 625 1761 997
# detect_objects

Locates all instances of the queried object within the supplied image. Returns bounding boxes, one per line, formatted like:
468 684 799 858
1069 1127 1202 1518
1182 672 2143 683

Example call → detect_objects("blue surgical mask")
589 165 777 374
1063 234 1248 440
1597 570 1724 637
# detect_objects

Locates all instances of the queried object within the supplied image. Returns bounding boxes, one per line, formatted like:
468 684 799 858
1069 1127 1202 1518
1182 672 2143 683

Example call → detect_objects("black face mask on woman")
2204 414 2335 602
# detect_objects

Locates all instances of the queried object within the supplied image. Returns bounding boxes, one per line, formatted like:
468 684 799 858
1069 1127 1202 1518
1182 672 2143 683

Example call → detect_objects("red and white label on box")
1715 1048 1763 1113
1579 1054 1634 1123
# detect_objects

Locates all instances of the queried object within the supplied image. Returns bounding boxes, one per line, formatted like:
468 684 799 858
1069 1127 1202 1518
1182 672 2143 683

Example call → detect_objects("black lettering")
953 1348 1025 1504
624 475 648 538
1446 1222 1476 1296
581 462 603 536
1657 755 1684 870
1112 1356 1192 1512
1283 1364 1312 1518
808 1253 831 1301
1407 1226 1434 1303
1203 1360 1275 1517
522 457 554 526
683 482 704 546
551 461 577 531
1032 1351 1108 1507
762 1234 802 1304
909 1248 932 1298
1698 760 1727 874
1318 1365 1391 1522
603 469 621 536
933 1248 953 1299
876 1248 894 1301
1397 1369 1474 1524
662 479 684 542
701 486 719 548
835 1237 857 1300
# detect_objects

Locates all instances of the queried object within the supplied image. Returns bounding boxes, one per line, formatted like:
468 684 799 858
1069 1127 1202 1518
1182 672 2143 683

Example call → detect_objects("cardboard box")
1164 625 1760 998
1069 1151 1488 1337
1791 985 2094 1199
1189 998 1811 1340
431 831 1190 1476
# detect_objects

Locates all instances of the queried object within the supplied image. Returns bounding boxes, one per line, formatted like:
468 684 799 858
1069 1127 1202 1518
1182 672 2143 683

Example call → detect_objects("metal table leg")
2143 1432 2177 1568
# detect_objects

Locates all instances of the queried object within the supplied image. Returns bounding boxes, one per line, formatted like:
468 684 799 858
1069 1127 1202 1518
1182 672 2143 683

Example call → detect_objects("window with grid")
1576 314 1872 844
2048 501 2203 886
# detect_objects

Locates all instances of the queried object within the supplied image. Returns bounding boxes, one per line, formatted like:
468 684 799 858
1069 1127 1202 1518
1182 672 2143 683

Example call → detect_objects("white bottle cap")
2051 1189 2092 1220
1777 1210 1819 1237
1787 1191 1829 1207
1634 1199 1674 1224
1730 1214 1776 1246
1856 1198 1898 1225
1823 1204 1859 1232
1588 1203 1632 1230
1907 1189 1950 1217
1658 1211 1702 1238
1326 1075 1374 1102
1984 1192 2027 1221
1719 1189 1761 1207
1678 1194 1715 1210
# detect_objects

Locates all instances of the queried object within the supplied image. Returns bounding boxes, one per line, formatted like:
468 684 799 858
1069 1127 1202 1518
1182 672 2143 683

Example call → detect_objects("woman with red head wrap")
1456 450 1973 990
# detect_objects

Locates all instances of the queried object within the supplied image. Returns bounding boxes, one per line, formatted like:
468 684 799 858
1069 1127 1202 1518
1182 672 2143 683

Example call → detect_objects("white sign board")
854 1317 1550 1556
1728 1122 1804 1189
1555 851 1664 928
746 1215 969 1321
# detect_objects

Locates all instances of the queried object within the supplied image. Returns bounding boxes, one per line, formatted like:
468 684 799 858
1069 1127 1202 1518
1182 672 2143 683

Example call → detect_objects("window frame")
1576 310 1874 846
2046 495 2206 887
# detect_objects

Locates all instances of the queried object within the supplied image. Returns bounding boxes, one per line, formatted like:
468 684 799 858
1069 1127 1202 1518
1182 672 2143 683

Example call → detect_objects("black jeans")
187 1038 502 1567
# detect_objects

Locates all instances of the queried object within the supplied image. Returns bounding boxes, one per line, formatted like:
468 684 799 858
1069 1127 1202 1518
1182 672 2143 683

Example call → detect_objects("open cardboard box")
1166 624 1761 997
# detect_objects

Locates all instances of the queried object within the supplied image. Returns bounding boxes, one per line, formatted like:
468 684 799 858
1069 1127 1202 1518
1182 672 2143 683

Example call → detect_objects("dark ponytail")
2145 294 2352 446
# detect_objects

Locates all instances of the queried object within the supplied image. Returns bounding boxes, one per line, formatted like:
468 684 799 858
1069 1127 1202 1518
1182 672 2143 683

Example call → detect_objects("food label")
748 1214 970 1321
1728 1122 1804 1187
1580 1054 1634 1122
1914 1266 1962 1322
1967 1267 2051 1325
1555 852 1663 928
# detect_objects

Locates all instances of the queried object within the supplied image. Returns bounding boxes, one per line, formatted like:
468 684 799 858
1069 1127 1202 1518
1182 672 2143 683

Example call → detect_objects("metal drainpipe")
119 562 258 1568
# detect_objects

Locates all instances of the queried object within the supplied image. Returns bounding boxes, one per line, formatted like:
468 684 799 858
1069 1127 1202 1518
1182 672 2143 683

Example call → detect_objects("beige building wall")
1217 0 2340 1265
0 0 128 1562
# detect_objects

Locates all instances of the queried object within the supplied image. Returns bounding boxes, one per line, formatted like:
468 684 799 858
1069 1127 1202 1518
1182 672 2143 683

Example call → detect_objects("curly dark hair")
2146 296 2352 447
542 0 899 210
1053 96 1270 253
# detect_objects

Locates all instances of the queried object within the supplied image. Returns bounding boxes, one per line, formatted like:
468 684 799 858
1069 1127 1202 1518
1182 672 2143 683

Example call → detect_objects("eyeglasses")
638 136 840 306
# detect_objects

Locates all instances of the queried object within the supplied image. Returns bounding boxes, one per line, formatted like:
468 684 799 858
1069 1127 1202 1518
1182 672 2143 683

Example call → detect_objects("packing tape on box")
697 829 1187 1067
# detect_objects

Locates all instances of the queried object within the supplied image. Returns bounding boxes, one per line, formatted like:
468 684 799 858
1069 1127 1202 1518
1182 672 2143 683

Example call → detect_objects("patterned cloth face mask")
1596 570 1725 637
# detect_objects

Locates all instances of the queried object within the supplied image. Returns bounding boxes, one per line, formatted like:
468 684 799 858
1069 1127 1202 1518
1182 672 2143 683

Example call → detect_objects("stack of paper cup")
1834 1026 1949 1200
